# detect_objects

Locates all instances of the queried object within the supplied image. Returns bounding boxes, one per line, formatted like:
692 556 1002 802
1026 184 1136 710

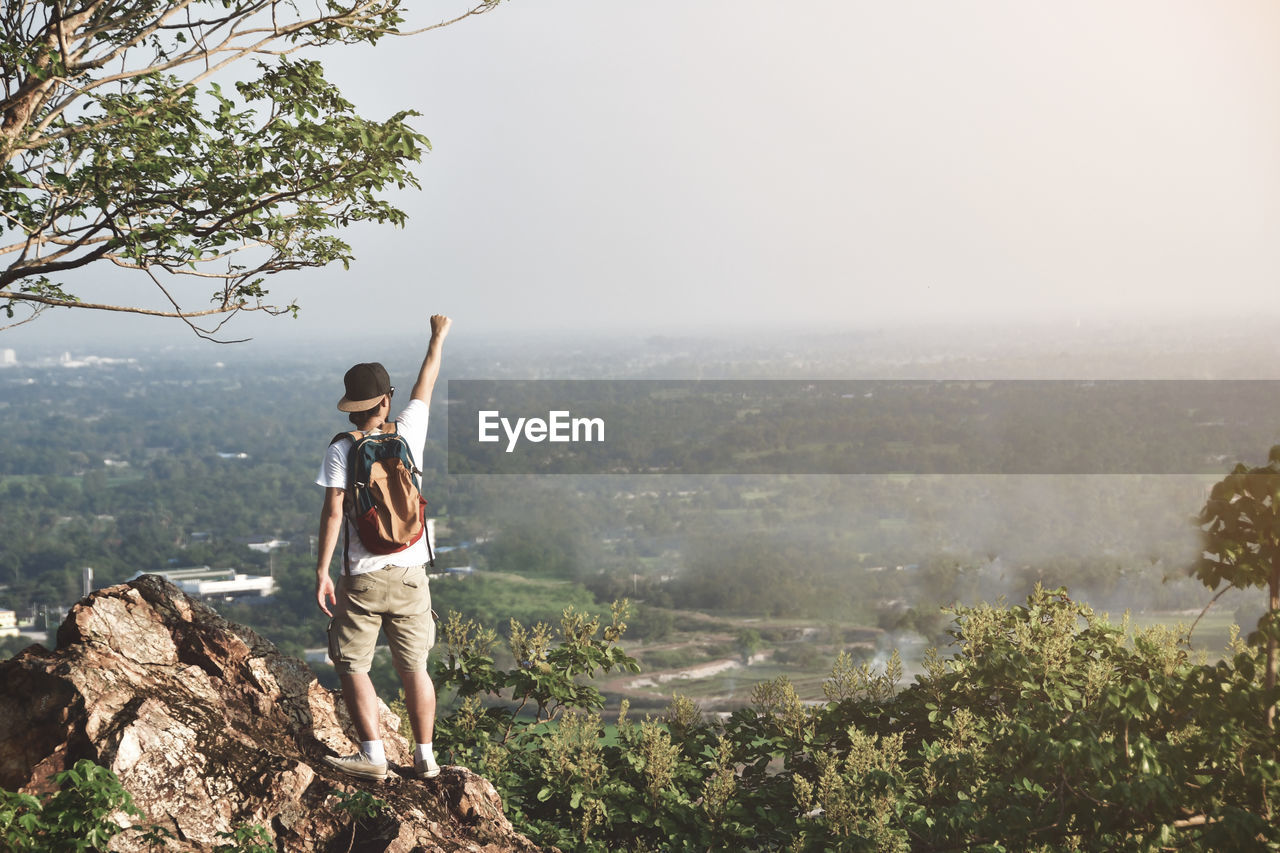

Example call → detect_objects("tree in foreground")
1 0 500 339
1195 444 1280 728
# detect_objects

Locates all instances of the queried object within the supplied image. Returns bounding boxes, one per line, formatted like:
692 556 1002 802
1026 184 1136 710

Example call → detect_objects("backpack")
331 423 434 571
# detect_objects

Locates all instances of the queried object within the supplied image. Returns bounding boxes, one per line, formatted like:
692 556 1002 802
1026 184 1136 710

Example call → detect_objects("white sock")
361 739 386 764
414 742 434 763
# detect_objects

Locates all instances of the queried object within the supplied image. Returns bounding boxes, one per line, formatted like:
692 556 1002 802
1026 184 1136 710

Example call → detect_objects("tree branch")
0 300 49 331
0 288 283 319
1 0 498 339
1186 585 1232 644
142 265 252 343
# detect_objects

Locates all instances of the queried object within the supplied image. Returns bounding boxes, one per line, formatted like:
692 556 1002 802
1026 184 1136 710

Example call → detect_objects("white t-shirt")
317 398 433 576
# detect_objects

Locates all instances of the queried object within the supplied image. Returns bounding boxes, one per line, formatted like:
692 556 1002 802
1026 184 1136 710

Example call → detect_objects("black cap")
337 362 391 412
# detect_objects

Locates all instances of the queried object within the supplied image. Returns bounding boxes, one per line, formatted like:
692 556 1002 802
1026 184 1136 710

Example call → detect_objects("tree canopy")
0 0 499 339
1194 445 1280 727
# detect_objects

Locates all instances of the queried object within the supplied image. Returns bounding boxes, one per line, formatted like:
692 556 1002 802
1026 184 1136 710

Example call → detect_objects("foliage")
331 788 386 821
0 0 500 336
212 822 273 853
1194 446 1280 599
735 627 763 663
330 789 387 852
434 599 638 732
0 759 142 851
0 759 322 852
9 589 1279 851
1194 445 1280 726
438 587 1280 852
430 600 639 834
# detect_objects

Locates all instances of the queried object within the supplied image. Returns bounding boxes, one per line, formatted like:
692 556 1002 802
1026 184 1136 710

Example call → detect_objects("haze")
6 0 1280 348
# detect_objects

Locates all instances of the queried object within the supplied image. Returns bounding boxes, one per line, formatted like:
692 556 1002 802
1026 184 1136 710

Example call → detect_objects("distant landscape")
0 321 1270 712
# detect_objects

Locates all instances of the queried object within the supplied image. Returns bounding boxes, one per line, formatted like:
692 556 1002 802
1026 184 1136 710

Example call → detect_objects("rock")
0 575 546 852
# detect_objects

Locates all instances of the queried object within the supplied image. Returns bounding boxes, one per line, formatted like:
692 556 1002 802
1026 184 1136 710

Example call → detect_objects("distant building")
0 610 18 638
133 567 275 602
431 565 474 579
54 353 137 369
0 349 15 366
246 539 289 553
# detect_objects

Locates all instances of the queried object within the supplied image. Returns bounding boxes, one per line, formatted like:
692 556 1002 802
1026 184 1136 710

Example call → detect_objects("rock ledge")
0 575 543 852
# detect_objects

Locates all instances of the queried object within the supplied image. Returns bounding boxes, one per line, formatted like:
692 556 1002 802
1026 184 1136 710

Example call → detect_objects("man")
315 313 452 782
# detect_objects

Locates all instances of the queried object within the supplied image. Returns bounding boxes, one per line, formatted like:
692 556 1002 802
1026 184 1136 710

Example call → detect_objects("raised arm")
410 314 453 404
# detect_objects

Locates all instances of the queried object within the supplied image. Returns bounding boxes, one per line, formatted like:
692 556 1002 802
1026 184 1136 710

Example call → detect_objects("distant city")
0 348 137 369
3 317 1278 680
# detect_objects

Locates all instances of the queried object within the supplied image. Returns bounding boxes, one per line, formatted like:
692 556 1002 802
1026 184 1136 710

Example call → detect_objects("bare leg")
397 669 437 745
340 672 382 744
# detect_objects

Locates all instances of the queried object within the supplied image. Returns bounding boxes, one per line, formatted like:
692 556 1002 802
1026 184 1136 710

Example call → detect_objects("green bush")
0 760 276 853
0 760 143 852
437 587 1280 852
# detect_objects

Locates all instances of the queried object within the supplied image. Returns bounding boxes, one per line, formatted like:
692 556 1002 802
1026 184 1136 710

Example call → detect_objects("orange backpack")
330 424 434 571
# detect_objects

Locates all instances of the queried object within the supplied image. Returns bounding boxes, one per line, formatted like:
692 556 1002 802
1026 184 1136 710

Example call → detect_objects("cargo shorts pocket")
341 576 379 613
390 565 432 616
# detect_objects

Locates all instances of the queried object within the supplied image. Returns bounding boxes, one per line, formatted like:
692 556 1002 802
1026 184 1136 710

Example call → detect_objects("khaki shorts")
328 564 435 674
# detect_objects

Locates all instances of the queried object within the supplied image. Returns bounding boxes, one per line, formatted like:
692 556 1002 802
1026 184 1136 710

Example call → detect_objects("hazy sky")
7 0 1280 348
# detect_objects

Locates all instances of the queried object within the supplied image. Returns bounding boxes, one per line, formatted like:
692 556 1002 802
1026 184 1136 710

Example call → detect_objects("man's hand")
412 314 452 403
317 572 336 617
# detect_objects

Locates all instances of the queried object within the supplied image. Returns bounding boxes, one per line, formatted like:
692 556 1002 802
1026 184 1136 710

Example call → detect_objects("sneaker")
323 751 388 781
414 754 441 779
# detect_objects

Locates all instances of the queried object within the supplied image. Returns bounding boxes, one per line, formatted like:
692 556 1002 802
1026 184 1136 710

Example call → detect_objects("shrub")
439 587 1280 852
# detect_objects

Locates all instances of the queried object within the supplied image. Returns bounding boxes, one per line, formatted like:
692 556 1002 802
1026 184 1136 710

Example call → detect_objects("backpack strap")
329 430 363 576
342 519 350 577
329 430 363 446
426 519 435 568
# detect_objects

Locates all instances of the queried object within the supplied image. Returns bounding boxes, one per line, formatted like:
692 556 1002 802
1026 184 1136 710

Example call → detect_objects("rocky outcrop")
0 575 544 852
